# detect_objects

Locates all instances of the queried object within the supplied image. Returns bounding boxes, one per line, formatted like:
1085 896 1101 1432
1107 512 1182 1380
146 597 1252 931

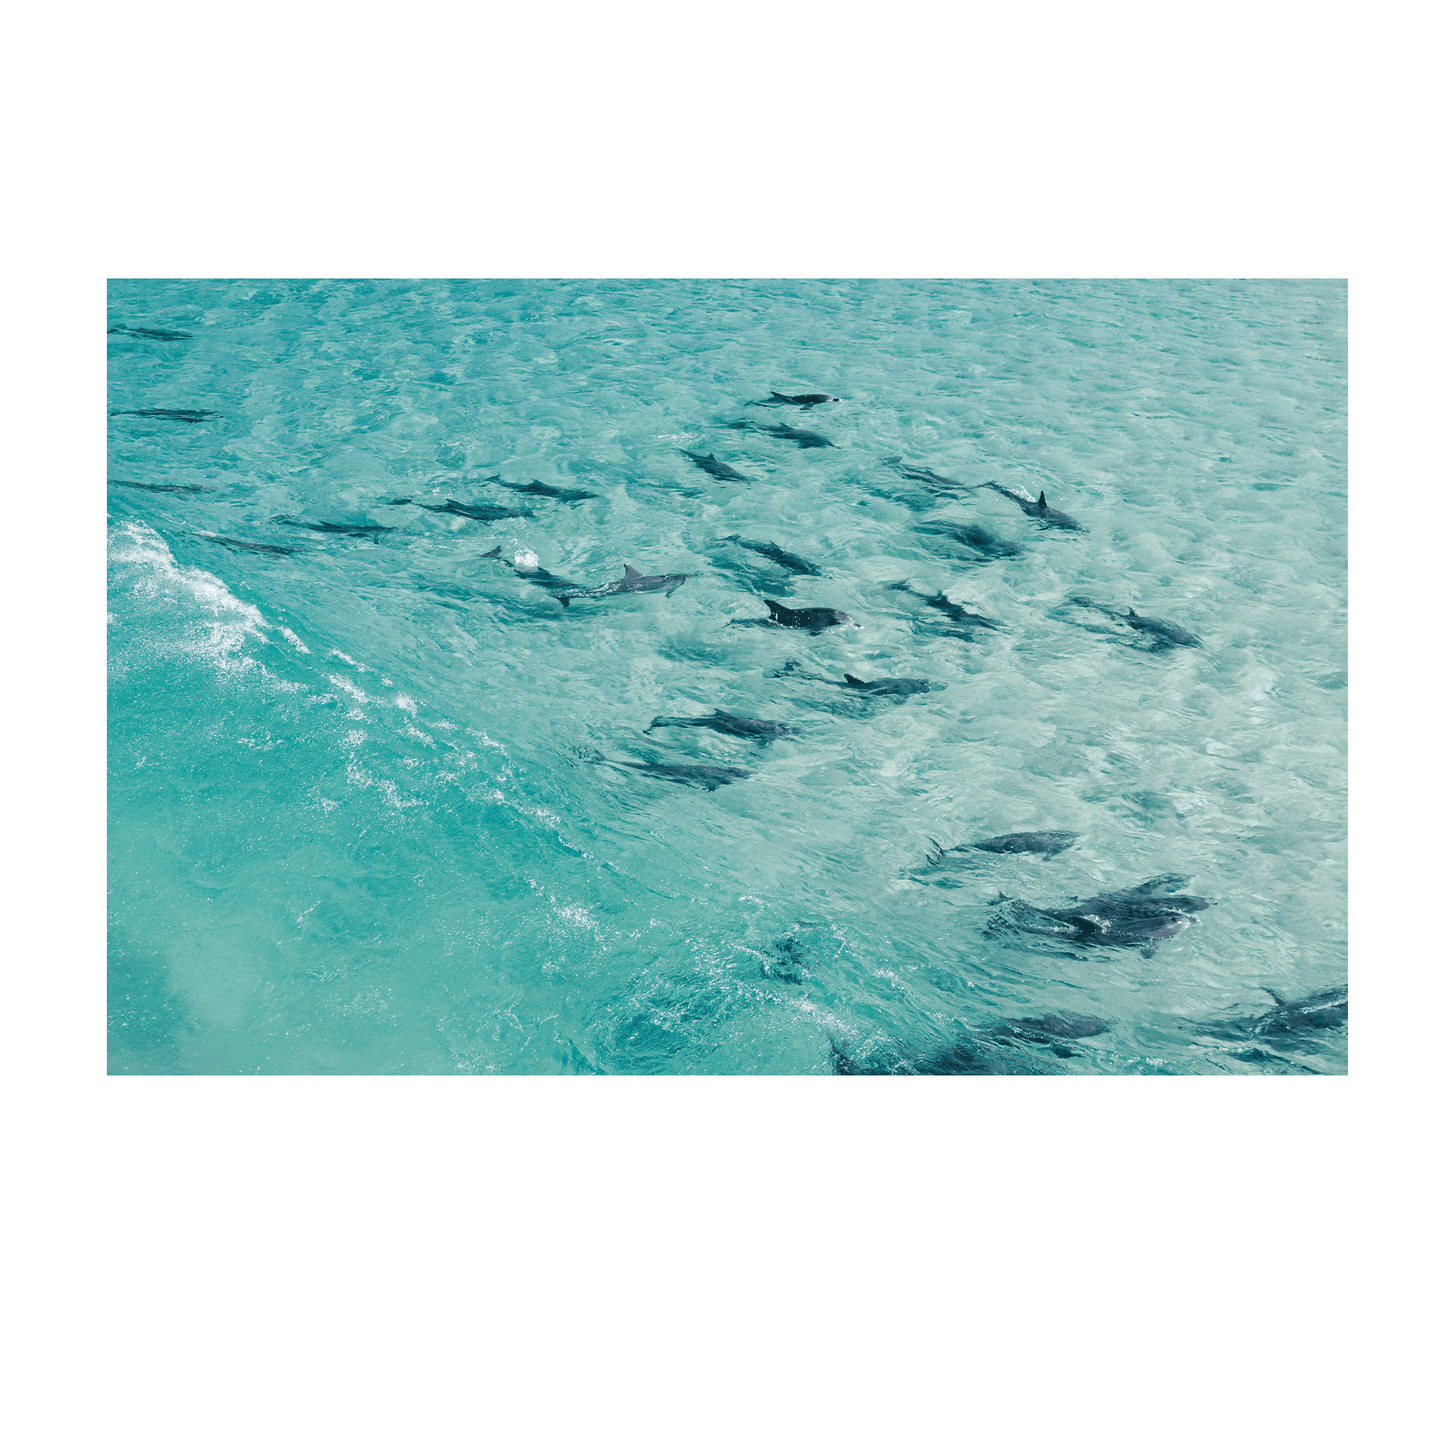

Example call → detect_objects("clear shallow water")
107 279 1346 1074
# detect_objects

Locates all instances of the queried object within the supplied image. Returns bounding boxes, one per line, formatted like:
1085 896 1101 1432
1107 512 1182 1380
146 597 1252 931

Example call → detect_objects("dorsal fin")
1126 607 1137 617
481 545 501 558
623 564 642 580
765 599 785 617
1038 490 1047 510
1263 987 1288 1007
844 673 865 686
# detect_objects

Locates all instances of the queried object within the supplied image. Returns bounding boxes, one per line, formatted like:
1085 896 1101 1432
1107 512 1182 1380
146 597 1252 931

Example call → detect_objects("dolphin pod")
110 340 1307 1072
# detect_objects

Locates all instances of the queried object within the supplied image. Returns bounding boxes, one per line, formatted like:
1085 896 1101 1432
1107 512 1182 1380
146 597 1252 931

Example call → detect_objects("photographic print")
50 228 1392 1127
107 278 1347 1074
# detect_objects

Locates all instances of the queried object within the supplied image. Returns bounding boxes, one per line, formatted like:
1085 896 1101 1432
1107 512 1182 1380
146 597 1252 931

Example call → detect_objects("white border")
50 231 1392 1127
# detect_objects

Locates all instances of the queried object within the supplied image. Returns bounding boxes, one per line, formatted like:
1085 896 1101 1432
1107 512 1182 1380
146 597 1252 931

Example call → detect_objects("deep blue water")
107 279 1346 1074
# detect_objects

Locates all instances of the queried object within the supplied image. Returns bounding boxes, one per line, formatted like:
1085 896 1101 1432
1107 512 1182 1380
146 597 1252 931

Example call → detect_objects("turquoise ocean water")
107 279 1346 1074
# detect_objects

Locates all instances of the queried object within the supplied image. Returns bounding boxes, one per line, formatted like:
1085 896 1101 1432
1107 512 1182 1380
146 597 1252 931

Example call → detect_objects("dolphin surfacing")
925 832 1079 868
556 563 690 606
748 391 840 409
989 874 1211 950
1069 597 1202 651
984 482 1085 531
737 599 854 632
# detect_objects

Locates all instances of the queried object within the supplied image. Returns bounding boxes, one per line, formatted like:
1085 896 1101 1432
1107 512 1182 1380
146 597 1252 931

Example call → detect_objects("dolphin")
681 450 752 482
735 599 854 632
409 498 532 523
972 830 1078 855
770 660 943 697
996 1012 1110 1042
888 583 1003 635
496 478 599 501
984 482 1085 531
592 754 752 790
480 546 586 595
556 563 690 606
748 391 840 409
760 929 814 984
722 536 822 576
831 1038 999 1075
108 477 217 495
192 531 298 556
108 324 193 340
646 710 798 742
109 408 218 423
890 459 972 494
728 420 834 449
988 1011 1111 1057
926 831 1079 865
272 517 397 536
1069 597 1202 651
917 522 1023 560
988 873 1211 950
1197 986 1347 1048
